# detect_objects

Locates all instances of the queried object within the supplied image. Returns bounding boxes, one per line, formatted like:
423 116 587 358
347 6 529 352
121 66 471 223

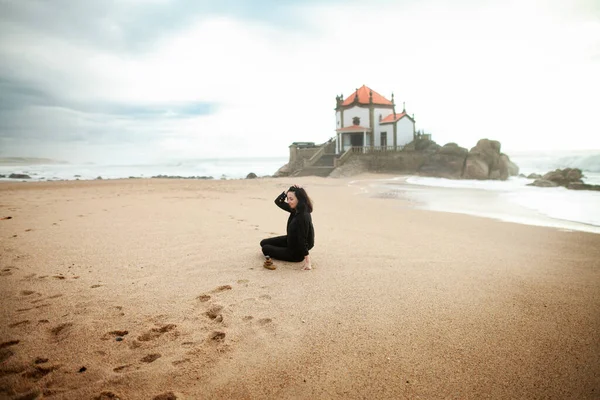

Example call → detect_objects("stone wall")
288 145 319 171
350 151 429 174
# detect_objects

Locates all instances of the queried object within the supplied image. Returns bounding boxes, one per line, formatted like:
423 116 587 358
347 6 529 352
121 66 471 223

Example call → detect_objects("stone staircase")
292 153 336 177
292 165 335 177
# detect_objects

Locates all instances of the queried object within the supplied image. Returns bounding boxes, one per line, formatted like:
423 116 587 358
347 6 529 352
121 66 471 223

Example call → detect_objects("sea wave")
510 150 600 173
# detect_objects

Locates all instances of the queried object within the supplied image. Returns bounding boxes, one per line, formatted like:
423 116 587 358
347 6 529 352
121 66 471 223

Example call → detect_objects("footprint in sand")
196 294 211 302
103 330 129 340
0 348 15 363
8 320 30 328
171 358 190 366
153 392 177 400
94 391 122 400
0 340 20 349
137 324 177 342
113 364 134 373
258 318 273 325
22 365 59 381
204 305 224 321
212 285 232 293
141 353 161 363
91 284 102 288
209 331 226 342
20 290 37 296
49 322 73 340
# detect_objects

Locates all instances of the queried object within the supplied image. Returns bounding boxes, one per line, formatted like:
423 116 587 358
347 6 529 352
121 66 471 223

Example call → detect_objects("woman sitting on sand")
260 185 314 271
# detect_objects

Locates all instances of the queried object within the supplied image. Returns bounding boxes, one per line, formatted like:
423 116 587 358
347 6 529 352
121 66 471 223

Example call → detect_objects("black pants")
260 235 304 262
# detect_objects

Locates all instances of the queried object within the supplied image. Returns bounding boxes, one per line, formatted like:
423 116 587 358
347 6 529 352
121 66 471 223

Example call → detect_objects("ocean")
372 150 600 234
0 157 289 181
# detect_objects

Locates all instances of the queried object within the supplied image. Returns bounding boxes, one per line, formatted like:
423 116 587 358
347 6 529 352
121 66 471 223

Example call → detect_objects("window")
380 132 387 147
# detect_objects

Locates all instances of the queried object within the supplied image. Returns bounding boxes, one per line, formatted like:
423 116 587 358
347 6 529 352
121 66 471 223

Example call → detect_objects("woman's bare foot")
302 263 312 271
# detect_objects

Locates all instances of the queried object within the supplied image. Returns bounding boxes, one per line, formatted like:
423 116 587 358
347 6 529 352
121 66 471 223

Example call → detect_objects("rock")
246 172 257 179
9 173 31 179
463 139 504 180
527 179 558 188
273 163 291 177
0 174 5 178
505 155 520 177
418 142 468 179
567 182 600 191
95 176 103 180
518 173 527 178
542 168 583 187
527 173 542 179
463 156 489 180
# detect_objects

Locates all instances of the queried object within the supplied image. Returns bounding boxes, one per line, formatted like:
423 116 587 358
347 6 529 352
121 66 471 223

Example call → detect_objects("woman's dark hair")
288 185 313 213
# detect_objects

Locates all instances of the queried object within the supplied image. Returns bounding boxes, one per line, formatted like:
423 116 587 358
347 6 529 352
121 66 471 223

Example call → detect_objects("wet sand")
1 176 599 399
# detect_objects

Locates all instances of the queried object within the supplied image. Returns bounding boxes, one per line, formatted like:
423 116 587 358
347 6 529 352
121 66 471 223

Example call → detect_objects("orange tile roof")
336 125 372 132
342 85 393 106
380 111 408 124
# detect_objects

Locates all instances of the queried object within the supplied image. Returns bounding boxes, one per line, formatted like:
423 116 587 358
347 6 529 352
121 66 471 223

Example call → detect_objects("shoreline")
348 174 600 235
3 174 599 235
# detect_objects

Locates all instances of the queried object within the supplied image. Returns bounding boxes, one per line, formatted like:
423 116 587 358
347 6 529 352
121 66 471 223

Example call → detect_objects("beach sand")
1 176 599 399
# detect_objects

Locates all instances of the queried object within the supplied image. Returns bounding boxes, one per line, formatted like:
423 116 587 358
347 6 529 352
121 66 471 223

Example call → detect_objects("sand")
0 176 599 399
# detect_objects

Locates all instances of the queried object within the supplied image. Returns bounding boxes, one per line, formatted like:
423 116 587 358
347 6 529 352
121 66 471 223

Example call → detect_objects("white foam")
368 175 600 234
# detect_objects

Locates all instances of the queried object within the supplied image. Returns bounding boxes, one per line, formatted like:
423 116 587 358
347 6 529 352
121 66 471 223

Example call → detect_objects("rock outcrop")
527 179 558 188
567 182 600 191
418 143 468 179
246 172 257 179
273 163 291 177
462 139 518 180
9 173 31 179
541 168 583 187
279 137 521 180
526 168 599 191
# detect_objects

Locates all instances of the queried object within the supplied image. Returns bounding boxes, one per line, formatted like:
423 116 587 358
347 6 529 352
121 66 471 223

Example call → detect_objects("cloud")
0 0 599 162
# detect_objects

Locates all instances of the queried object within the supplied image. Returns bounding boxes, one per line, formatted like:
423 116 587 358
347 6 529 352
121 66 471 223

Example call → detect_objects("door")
350 134 364 147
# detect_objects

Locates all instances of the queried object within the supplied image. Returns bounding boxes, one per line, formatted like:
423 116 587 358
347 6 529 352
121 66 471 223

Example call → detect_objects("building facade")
334 85 416 154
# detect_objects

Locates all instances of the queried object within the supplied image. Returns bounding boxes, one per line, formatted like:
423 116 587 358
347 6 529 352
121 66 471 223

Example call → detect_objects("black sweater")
274 192 314 257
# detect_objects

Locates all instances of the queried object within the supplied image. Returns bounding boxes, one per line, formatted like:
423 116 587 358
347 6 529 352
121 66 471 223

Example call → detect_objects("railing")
335 148 353 167
304 146 325 167
304 137 336 168
348 146 405 153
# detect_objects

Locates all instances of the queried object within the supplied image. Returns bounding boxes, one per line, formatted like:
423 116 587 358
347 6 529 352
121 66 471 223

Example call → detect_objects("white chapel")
335 85 416 154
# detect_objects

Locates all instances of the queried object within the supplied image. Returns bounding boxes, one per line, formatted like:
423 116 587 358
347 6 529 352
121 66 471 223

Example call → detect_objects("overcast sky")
0 0 599 163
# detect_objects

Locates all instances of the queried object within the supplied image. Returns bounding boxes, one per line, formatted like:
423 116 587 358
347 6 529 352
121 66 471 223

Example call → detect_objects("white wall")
396 117 415 146
342 106 370 128
374 108 394 147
